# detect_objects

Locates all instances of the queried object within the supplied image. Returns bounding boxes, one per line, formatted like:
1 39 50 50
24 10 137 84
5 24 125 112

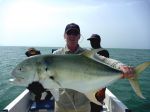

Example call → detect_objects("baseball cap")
65 23 80 35
87 34 101 41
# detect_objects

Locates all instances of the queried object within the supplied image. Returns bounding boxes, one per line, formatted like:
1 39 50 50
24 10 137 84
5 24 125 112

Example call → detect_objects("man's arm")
94 54 135 78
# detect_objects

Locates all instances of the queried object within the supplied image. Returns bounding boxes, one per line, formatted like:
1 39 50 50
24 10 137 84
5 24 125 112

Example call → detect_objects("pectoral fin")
49 89 60 101
41 78 60 101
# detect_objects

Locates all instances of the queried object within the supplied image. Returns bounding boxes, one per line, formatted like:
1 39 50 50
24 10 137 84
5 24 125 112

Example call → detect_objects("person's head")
25 48 41 57
87 34 101 49
64 23 80 47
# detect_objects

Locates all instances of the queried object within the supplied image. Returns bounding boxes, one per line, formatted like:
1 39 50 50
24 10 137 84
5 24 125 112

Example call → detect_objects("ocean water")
0 46 150 112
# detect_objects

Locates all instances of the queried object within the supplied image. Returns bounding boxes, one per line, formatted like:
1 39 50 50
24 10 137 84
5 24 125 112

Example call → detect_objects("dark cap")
65 23 80 34
87 34 101 41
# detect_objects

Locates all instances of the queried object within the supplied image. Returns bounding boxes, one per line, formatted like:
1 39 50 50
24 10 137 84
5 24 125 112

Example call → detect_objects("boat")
3 88 131 112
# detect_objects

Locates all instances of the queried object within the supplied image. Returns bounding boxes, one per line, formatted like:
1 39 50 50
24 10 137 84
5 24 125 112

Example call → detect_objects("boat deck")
27 102 109 112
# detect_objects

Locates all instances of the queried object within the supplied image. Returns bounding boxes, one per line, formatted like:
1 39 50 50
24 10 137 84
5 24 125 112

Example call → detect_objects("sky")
0 0 150 49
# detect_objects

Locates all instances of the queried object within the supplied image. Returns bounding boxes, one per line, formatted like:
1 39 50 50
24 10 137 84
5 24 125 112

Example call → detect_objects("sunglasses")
67 30 80 36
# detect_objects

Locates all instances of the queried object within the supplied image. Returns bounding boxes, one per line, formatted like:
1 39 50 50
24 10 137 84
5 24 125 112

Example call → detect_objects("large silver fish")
10 49 150 105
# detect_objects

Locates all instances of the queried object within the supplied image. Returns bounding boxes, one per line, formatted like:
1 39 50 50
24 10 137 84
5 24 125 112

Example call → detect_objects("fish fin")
81 48 104 58
81 48 108 65
84 89 103 105
62 89 78 112
128 62 150 99
42 79 60 101
134 62 150 75
128 78 145 99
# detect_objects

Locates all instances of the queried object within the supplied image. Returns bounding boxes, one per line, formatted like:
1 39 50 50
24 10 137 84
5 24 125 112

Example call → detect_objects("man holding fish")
52 23 135 112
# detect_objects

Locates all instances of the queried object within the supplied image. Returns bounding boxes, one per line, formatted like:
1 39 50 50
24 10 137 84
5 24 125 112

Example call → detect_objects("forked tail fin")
128 62 150 99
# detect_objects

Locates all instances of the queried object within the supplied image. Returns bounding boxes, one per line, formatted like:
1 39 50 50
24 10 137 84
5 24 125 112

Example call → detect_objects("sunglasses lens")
67 30 79 36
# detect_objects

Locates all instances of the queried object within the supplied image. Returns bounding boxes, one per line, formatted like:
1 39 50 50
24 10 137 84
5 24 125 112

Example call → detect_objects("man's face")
90 38 100 48
29 50 37 55
65 30 80 46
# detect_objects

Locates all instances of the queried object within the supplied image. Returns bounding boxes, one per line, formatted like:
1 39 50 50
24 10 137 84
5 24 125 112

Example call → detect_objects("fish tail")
128 62 150 99
134 62 150 75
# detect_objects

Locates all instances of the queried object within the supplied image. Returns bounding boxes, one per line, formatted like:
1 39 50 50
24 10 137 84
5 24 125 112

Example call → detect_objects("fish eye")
45 67 48 71
19 68 22 71
49 76 54 80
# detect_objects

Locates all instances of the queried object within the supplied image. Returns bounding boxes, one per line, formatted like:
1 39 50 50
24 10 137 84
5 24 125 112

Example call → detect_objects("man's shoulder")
53 48 64 54
77 47 86 53
97 48 109 58
99 49 109 53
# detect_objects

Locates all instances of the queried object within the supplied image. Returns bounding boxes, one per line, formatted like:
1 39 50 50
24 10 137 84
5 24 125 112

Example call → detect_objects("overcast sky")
0 0 150 49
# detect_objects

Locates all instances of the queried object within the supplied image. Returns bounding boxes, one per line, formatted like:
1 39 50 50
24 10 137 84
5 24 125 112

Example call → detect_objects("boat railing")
3 89 31 112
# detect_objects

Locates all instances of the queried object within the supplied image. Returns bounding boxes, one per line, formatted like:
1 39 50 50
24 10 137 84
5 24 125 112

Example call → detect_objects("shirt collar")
64 45 82 54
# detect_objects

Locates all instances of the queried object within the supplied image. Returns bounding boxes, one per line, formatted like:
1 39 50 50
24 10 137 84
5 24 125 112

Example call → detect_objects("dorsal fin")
81 48 108 65
81 48 104 58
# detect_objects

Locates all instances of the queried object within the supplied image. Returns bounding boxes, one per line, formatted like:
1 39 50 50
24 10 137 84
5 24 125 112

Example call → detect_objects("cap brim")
66 28 79 33
87 37 97 40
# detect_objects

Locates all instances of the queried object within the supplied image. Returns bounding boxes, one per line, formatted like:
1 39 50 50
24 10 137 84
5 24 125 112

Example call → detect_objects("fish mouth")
9 78 15 82
9 76 25 82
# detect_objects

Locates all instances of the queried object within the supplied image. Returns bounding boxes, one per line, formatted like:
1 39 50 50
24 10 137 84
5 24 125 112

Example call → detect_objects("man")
87 34 109 112
52 23 135 112
25 47 41 57
53 23 90 112
87 34 109 57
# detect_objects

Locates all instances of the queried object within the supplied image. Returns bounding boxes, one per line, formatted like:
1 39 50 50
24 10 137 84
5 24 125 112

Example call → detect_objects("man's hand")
120 66 135 78
95 88 106 104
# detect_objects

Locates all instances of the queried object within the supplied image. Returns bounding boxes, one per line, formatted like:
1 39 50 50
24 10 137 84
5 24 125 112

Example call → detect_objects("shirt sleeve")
94 54 126 70
53 48 64 55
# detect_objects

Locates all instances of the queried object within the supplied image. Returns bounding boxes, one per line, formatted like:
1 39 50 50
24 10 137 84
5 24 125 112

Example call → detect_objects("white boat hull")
3 88 131 112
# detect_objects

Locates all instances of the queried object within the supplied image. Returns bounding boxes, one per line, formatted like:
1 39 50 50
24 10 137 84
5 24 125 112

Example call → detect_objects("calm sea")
0 46 150 112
